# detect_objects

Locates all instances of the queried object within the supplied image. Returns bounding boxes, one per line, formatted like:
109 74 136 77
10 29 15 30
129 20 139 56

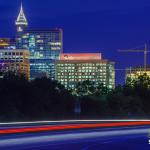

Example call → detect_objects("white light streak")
0 119 150 126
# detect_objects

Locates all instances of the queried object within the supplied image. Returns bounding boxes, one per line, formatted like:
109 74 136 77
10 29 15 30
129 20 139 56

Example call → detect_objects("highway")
0 122 150 150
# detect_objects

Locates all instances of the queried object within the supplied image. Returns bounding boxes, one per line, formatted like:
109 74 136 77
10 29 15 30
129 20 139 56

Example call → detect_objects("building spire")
16 3 28 32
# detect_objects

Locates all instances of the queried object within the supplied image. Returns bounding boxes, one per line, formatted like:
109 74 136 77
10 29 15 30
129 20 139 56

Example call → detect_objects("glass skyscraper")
16 29 63 80
15 4 63 80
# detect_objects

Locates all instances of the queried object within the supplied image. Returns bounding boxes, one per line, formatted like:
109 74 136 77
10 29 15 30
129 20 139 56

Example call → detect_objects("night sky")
1 0 150 84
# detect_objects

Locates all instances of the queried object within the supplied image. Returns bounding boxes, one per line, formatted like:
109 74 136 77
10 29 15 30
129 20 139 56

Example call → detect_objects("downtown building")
0 49 30 79
15 4 63 80
0 7 30 80
126 66 150 81
55 53 115 89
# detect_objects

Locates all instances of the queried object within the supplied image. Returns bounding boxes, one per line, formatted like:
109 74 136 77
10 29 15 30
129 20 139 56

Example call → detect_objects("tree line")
0 72 150 121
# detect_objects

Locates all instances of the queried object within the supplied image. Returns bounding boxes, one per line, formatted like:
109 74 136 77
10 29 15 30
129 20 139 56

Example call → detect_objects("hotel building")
55 53 115 89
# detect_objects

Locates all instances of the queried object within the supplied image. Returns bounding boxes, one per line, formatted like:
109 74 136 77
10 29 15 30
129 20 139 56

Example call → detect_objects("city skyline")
0 2 150 149
0 0 150 84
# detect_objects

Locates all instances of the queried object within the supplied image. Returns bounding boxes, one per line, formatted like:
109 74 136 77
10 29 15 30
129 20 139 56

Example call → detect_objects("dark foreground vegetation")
0 72 150 121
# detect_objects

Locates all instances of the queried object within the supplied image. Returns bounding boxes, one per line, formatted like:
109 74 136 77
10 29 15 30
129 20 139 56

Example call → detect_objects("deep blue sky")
0 0 150 84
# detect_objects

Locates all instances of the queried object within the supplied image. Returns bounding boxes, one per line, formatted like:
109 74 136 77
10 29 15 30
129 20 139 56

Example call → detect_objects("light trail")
0 121 150 134
1 119 150 125
0 127 148 147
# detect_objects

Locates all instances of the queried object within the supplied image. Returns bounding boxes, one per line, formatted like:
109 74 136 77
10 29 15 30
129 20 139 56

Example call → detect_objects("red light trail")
0 121 150 134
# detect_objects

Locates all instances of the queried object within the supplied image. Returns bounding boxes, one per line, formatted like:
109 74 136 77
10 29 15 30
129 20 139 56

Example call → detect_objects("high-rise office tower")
15 3 28 33
15 4 63 80
16 29 63 80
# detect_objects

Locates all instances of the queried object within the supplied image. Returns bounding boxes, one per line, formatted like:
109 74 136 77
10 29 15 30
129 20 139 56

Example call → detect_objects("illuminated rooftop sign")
60 53 102 61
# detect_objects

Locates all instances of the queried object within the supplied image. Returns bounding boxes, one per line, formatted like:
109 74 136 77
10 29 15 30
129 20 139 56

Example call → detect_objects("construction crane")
118 43 150 71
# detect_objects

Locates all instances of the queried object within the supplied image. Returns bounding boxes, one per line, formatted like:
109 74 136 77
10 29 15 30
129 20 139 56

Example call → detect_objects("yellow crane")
118 43 149 72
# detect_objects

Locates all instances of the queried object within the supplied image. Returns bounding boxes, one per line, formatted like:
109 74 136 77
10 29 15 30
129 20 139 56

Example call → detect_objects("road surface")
0 125 150 150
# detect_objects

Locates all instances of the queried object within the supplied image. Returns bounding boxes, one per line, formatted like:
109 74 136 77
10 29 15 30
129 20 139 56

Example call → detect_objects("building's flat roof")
24 28 63 33
56 59 115 64
0 49 28 51
59 53 102 61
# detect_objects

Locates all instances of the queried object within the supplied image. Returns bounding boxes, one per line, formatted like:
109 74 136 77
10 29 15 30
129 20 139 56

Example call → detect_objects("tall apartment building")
55 53 115 89
0 49 30 79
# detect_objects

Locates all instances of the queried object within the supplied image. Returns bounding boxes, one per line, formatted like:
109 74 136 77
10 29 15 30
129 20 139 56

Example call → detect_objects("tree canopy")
0 72 150 121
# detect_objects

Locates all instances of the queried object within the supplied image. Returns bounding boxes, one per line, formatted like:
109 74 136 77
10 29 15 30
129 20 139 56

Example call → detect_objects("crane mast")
144 43 147 71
